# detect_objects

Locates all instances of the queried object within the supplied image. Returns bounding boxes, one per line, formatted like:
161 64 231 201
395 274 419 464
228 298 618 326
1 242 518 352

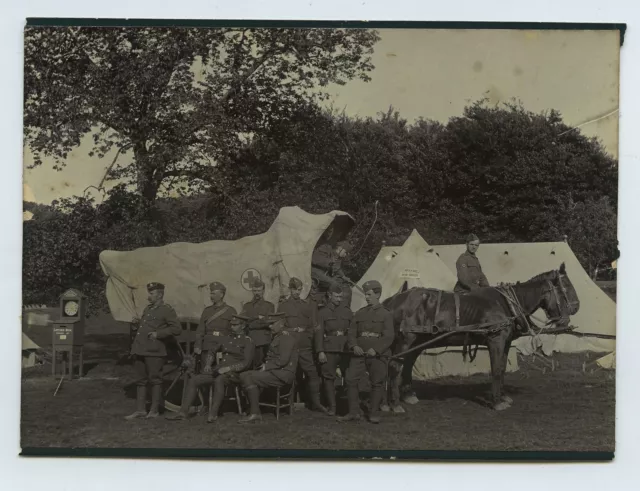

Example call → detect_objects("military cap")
147 282 165 292
362 280 382 293
231 314 250 324
209 281 226 292
265 312 286 325
251 278 265 289
328 283 344 294
289 277 303 289
466 233 480 243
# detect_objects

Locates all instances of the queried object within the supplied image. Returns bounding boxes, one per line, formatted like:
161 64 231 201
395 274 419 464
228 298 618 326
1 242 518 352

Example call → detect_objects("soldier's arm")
311 244 333 269
194 311 206 351
478 269 490 287
314 310 326 353
347 316 358 351
266 336 294 370
456 257 478 290
229 339 255 373
156 306 182 339
377 310 395 353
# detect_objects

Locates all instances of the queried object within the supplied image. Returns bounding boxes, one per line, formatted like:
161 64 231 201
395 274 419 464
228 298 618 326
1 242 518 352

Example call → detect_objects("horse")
382 263 579 412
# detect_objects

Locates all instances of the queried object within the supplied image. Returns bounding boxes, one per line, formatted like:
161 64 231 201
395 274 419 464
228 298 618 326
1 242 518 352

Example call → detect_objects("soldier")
194 281 237 363
166 314 254 423
125 282 181 420
311 241 353 307
315 283 352 416
240 278 275 369
238 313 298 423
337 280 394 424
454 233 490 293
278 277 327 413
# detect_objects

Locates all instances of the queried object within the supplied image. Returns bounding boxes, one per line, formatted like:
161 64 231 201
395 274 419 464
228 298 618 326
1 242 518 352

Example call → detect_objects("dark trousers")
253 345 268 369
297 347 321 393
182 372 240 415
321 352 347 410
345 355 387 415
133 356 165 386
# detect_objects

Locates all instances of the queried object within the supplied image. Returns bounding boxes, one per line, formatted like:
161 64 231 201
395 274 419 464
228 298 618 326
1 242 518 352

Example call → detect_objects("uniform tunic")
454 251 490 293
240 331 298 389
345 303 394 389
278 296 321 391
241 298 276 347
130 301 181 386
315 302 352 381
311 244 351 306
195 302 237 352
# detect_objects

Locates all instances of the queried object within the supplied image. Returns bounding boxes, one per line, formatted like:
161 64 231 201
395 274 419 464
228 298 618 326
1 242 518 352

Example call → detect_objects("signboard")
400 268 420 279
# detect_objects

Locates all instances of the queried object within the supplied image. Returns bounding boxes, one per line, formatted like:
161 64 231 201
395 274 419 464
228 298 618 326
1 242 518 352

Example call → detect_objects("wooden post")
69 348 74 380
52 346 56 377
78 347 84 378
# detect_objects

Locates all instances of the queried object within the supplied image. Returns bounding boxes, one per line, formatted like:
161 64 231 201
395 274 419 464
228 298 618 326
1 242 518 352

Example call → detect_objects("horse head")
534 263 580 327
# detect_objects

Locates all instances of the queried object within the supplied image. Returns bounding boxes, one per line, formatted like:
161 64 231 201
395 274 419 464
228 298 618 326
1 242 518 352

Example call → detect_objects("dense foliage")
23 100 618 313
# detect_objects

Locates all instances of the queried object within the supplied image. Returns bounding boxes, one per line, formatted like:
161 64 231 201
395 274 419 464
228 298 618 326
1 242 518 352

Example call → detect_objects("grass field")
21 323 615 453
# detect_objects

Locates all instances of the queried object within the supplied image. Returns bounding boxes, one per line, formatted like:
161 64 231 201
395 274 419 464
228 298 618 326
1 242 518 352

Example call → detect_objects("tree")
24 26 380 203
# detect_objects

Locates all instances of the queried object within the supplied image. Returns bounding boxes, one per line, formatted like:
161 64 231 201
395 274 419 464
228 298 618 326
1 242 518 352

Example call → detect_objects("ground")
21 320 615 453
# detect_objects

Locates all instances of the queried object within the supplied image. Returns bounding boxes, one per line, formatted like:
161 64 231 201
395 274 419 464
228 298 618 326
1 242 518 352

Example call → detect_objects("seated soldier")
238 313 298 423
166 315 254 422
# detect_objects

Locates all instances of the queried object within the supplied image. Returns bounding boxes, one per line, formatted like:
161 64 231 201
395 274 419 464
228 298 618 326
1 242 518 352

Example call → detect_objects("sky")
23 28 620 205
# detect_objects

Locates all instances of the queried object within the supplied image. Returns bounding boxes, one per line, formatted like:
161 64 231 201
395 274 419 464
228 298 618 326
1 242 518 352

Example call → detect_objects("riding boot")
324 380 336 416
146 384 162 418
238 387 262 423
309 383 328 413
208 383 226 422
125 385 148 420
337 386 361 421
368 387 383 424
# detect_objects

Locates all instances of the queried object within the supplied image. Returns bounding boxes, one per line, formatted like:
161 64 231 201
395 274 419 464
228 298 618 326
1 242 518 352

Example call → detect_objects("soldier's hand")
218 366 230 375
353 346 364 356
194 347 202 355
318 352 327 364
148 332 158 340
203 364 213 374
367 348 377 357
259 364 266 371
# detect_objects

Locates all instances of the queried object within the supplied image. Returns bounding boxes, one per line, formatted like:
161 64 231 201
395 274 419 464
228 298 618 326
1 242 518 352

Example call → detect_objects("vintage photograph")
21 21 619 457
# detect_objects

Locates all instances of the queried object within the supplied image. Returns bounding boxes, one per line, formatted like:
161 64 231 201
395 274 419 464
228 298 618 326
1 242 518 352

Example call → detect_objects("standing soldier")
315 283 352 416
194 281 237 363
337 280 394 424
238 313 298 423
125 282 181 420
166 314 254 423
454 233 490 293
278 277 327 413
240 278 275 369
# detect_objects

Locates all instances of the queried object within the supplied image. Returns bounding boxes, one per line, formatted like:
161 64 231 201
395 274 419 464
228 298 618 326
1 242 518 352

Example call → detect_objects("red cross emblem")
241 268 262 291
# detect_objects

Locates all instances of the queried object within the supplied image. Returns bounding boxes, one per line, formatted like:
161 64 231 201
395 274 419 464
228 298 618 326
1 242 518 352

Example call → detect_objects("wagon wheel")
161 360 208 414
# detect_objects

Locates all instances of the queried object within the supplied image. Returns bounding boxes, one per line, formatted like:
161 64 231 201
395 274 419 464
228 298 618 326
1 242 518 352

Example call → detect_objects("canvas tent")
431 242 616 356
351 230 519 380
100 207 353 323
22 333 40 368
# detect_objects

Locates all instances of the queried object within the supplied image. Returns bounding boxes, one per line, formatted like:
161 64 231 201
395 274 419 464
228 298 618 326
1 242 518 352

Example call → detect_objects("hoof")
402 395 419 405
493 401 511 411
380 404 391 412
392 405 406 414
501 395 514 405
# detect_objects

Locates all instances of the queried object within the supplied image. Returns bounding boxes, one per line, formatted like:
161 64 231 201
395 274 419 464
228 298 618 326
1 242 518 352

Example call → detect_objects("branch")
98 143 132 189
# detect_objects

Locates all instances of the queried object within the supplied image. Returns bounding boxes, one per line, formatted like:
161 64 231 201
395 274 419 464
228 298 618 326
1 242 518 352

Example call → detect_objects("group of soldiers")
124 234 489 425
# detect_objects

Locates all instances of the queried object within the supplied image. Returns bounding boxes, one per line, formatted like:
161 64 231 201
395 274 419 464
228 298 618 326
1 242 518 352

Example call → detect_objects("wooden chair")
208 384 243 418
258 380 297 420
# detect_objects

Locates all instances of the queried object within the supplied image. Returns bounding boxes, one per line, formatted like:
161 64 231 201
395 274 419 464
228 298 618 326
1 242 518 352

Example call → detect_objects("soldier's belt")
325 331 345 337
358 332 381 338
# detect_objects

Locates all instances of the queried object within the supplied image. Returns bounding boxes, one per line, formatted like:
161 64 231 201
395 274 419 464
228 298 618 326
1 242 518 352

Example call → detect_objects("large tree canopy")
24 26 380 202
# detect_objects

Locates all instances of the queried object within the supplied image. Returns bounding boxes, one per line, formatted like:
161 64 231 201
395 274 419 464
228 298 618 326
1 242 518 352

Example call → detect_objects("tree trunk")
133 145 160 204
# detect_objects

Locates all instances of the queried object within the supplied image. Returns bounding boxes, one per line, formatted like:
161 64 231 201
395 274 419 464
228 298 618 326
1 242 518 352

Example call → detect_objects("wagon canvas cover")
100 207 353 323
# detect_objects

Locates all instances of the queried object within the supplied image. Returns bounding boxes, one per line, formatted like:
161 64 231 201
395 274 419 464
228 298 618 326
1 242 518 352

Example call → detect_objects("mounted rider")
454 234 490 293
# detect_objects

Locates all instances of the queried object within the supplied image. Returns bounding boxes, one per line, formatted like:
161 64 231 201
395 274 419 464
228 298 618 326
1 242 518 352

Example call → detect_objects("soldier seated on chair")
166 315 254 423
238 313 298 423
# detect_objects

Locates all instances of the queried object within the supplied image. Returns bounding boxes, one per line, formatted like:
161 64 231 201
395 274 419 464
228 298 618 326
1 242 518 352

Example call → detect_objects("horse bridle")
543 273 577 324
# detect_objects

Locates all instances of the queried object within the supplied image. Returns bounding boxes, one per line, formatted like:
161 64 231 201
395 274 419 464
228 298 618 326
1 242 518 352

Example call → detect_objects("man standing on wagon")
454 233 490 293
337 280 394 424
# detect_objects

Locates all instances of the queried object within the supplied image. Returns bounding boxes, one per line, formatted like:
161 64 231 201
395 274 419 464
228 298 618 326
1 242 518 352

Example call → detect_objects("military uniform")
341 280 394 422
167 320 255 421
315 300 352 414
126 282 181 419
239 328 298 420
241 297 275 368
195 302 237 355
278 289 325 410
311 243 352 307
454 251 490 293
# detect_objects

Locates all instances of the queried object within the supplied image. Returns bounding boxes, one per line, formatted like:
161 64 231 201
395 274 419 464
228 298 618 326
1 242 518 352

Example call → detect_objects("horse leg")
400 348 421 406
499 333 514 406
488 336 510 411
